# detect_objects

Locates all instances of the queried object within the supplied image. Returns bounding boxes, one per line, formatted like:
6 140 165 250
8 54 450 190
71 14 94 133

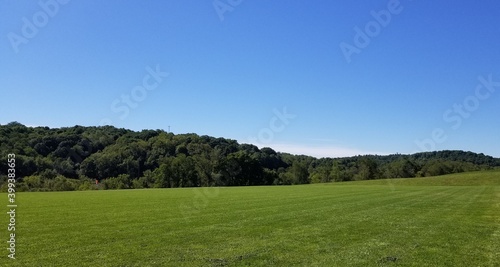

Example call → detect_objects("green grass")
1 170 499 266
351 169 500 186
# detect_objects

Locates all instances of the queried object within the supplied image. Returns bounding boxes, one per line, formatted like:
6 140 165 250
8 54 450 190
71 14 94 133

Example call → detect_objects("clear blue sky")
1 0 499 158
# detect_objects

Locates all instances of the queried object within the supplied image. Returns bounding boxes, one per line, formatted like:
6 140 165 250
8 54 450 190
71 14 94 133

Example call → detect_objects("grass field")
2 170 500 266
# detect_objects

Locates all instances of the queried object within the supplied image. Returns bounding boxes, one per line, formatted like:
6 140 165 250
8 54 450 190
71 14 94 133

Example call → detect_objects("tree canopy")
1 122 499 191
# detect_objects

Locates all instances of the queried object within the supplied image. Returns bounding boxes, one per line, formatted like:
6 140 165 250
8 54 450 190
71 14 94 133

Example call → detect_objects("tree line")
1 122 499 191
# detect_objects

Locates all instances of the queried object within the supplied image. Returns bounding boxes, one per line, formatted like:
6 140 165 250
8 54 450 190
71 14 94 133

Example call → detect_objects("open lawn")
2 170 500 266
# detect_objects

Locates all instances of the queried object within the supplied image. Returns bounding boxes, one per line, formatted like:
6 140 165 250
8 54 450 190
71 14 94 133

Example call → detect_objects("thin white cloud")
305 138 340 143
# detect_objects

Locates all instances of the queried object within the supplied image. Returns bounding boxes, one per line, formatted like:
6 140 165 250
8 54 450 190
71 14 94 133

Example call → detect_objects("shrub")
102 174 131 190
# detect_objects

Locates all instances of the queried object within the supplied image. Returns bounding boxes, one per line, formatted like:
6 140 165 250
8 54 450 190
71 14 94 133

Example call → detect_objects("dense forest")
1 122 499 191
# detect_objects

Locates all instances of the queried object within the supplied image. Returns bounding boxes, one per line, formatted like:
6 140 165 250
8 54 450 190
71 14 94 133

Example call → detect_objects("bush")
44 175 78 191
23 175 43 191
132 170 155 189
102 174 131 190
78 179 97 190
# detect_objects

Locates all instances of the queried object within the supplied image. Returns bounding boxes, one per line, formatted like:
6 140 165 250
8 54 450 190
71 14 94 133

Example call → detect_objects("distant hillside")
1 122 499 191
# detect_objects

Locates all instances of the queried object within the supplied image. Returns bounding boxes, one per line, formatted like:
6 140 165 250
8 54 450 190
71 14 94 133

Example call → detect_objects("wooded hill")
1 122 499 191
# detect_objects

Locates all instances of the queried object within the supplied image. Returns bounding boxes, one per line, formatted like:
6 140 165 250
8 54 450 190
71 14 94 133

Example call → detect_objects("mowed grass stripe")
301 186 477 265
3 188 488 266
172 186 423 265
486 186 500 266
2 171 499 266
179 186 434 236
298 186 487 266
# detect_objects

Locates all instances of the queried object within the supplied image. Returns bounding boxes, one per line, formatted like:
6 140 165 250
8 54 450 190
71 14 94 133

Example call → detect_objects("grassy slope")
348 169 500 186
1 170 499 266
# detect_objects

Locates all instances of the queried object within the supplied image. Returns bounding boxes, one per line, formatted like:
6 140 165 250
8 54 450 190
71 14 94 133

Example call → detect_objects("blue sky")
1 0 500 158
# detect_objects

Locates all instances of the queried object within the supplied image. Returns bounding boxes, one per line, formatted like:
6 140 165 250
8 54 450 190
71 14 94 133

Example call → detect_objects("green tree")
290 161 309 184
330 160 346 182
102 174 131 189
384 158 418 178
355 157 379 180
152 159 174 188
